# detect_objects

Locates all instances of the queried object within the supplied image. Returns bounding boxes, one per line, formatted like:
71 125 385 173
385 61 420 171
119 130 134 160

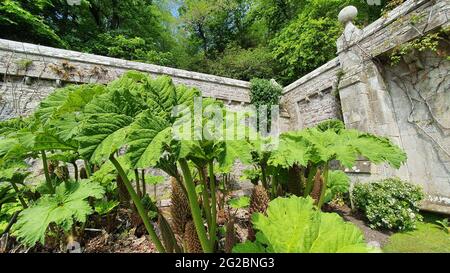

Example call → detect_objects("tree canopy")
1 0 390 84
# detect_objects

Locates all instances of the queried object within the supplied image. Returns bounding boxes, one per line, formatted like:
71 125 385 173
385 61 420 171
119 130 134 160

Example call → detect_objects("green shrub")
353 178 424 231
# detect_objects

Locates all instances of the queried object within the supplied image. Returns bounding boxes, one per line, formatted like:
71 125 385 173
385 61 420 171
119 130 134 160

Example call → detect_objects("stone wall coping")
283 58 340 95
283 0 445 95
0 38 251 89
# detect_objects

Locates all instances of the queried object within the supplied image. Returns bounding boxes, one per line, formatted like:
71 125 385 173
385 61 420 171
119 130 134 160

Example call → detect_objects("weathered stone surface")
282 0 450 212
338 6 358 25
0 0 449 212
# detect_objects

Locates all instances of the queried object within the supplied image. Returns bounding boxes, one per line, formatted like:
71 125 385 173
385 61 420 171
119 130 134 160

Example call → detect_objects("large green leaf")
77 113 133 163
349 131 407 169
127 110 172 168
268 132 312 168
233 196 373 253
324 170 350 203
126 77 200 169
267 126 407 169
14 180 104 247
35 84 106 126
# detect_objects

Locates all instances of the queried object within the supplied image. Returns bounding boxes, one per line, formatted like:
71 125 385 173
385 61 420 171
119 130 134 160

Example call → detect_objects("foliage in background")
353 178 424 231
249 78 282 132
0 0 179 66
233 196 375 253
0 0 389 84
390 27 450 65
202 46 279 81
0 0 65 46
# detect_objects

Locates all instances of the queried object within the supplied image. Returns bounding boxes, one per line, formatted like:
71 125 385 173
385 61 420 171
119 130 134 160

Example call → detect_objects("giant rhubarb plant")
233 196 377 253
249 120 407 208
127 95 253 252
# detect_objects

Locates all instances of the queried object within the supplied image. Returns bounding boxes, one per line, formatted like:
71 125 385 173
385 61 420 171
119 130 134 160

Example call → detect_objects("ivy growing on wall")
390 27 450 65
249 78 283 132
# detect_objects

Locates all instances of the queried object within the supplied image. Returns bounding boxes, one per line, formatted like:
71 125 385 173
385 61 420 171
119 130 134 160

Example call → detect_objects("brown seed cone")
170 177 191 236
117 174 131 207
55 166 69 181
79 167 88 179
183 221 203 253
224 218 236 253
48 162 56 176
287 164 303 196
63 165 70 179
310 169 324 205
248 185 270 241
217 209 227 226
247 224 256 242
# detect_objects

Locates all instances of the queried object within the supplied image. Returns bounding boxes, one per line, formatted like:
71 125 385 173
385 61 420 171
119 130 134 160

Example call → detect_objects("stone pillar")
336 6 409 179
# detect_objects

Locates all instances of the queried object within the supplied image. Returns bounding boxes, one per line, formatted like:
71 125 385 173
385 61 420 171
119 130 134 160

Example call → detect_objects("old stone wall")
281 58 342 130
0 0 449 212
382 49 450 212
281 0 450 213
0 39 251 117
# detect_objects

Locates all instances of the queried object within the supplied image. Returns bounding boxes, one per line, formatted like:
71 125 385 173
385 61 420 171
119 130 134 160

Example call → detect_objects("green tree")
270 0 385 84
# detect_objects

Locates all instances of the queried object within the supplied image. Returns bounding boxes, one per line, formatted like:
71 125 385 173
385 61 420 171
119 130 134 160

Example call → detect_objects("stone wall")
382 49 450 212
0 0 449 212
0 39 252 118
281 58 342 130
281 0 450 213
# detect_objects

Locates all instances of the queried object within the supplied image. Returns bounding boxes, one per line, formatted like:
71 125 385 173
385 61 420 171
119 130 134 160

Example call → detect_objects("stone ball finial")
338 6 358 25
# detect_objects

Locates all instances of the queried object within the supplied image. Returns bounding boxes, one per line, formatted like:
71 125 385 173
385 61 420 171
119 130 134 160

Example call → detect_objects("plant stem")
271 174 278 198
0 211 20 236
41 151 54 193
197 166 212 229
9 181 27 208
208 161 217 250
178 159 212 253
84 160 92 178
261 164 268 189
304 165 317 197
72 162 78 181
109 155 166 253
317 163 329 209
134 169 141 198
141 169 146 196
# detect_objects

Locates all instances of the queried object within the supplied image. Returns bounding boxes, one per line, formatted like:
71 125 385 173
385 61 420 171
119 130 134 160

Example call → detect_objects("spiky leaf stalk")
179 159 212 253
109 155 165 253
197 166 212 230
208 161 217 250
317 164 329 209
41 151 54 193
158 213 181 253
